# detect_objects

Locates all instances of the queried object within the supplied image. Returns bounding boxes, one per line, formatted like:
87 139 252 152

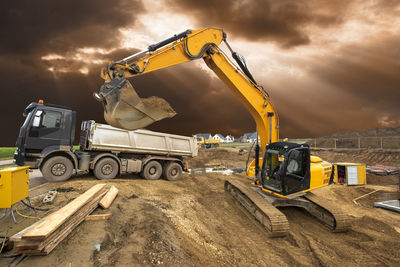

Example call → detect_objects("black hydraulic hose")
245 141 256 171
232 52 257 85
183 36 217 59
0 254 20 258
20 199 49 212
148 30 191 52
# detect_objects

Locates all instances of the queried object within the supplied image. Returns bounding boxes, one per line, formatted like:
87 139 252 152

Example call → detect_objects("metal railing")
288 136 400 150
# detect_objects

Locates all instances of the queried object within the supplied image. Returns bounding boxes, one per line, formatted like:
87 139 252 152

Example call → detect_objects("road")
0 159 47 189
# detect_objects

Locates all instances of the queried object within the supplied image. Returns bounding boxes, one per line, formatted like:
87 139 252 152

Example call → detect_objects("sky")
1 0 399 146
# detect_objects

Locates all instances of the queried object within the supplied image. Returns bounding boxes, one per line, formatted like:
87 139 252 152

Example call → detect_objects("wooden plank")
40 195 104 254
99 186 119 209
10 220 42 242
15 192 104 251
85 213 112 221
22 184 107 240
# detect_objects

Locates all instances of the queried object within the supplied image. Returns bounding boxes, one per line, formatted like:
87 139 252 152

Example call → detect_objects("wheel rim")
102 164 113 175
171 168 178 176
149 166 156 175
52 163 66 176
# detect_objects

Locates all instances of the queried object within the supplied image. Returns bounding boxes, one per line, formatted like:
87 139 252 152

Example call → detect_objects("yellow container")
334 163 366 185
0 166 30 208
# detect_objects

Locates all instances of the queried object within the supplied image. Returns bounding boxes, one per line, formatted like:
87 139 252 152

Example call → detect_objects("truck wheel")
141 160 162 180
94 158 119 179
41 156 73 182
163 162 183 181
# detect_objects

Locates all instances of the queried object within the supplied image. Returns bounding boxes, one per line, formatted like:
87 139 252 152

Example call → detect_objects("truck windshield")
22 111 34 129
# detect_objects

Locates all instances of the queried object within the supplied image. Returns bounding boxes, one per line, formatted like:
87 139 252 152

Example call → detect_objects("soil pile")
1 148 399 266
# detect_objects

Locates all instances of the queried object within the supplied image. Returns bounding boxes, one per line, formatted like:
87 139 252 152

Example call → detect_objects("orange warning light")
38 99 44 104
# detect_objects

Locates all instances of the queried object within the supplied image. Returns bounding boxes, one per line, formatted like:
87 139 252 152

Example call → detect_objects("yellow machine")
0 166 29 208
334 163 366 185
197 136 220 148
94 28 352 235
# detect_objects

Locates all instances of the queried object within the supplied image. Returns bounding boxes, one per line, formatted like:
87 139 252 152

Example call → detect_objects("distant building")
212 134 225 142
194 133 212 140
240 132 258 143
225 135 234 143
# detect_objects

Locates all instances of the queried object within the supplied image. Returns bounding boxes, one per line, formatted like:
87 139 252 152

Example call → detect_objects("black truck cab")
14 101 76 170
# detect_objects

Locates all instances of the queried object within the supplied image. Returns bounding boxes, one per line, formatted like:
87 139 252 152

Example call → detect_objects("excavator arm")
95 28 353 235
95 28 279 171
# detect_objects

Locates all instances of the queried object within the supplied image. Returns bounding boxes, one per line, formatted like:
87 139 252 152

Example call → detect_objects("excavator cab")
261 142 311 196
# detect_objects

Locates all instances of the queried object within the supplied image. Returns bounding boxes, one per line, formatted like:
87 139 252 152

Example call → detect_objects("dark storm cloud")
262 35 400 138
0 0 143 55
168 0 348 48
1 0 400 146
310 36 400 130
0 0 144 146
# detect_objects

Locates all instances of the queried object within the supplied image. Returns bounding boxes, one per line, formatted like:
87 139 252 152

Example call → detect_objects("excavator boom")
95 28 352 236
95 28 278 163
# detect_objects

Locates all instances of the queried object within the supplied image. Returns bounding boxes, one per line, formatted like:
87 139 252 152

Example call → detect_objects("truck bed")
80 121 198 157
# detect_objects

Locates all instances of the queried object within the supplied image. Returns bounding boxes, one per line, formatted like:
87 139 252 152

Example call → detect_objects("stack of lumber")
10 184 108 255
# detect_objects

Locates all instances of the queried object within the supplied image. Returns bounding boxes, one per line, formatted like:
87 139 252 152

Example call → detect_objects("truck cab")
14 101 77 180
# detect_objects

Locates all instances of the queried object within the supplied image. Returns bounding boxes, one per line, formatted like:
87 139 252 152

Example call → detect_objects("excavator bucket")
94 78 176 130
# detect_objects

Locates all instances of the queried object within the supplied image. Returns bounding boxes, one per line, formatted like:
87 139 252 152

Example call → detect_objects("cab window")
41 111 62 128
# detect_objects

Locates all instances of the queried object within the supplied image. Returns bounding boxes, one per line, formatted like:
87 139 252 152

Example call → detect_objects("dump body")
80 121 198 157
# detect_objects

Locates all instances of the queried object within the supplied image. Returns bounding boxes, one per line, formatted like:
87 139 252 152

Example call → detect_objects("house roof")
214 134 224 139
195 133 212 139
226 135 234 139
244 132 257 139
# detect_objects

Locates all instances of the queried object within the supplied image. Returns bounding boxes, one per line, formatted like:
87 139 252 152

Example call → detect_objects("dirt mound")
311 149 400 166
1 148 400 266
188 147 253 169
324 126 400 138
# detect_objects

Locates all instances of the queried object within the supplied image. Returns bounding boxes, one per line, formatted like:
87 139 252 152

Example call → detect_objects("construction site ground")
1 147 399 266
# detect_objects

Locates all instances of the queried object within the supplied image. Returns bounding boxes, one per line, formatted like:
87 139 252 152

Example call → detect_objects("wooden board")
21 184 106 240
15 192 104 251
85 213 112 221
99 186 118 209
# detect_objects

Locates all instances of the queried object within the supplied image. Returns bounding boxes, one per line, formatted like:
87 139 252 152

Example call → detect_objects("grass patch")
219 142 252 147
0 147 16 160
0 163 17 169
0 145 80 161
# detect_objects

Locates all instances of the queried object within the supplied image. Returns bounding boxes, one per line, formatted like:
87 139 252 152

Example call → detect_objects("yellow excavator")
94 28 352 236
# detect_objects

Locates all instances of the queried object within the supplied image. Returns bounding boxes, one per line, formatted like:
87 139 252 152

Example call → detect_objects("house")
225 135 234 143
240 132 258 143
212 134 225 142
194 133 212 141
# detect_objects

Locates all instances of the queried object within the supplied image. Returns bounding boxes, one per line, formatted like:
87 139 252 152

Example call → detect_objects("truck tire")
141 160 162 180
94 158 119 180
163 162 183 181
41 156 73 182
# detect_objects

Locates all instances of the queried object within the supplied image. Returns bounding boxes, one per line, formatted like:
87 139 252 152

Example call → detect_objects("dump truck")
196 136 220 148
14 101 198 182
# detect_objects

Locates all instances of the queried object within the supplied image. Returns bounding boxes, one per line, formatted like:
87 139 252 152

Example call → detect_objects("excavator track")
302 192 353 232
224 180 289 237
